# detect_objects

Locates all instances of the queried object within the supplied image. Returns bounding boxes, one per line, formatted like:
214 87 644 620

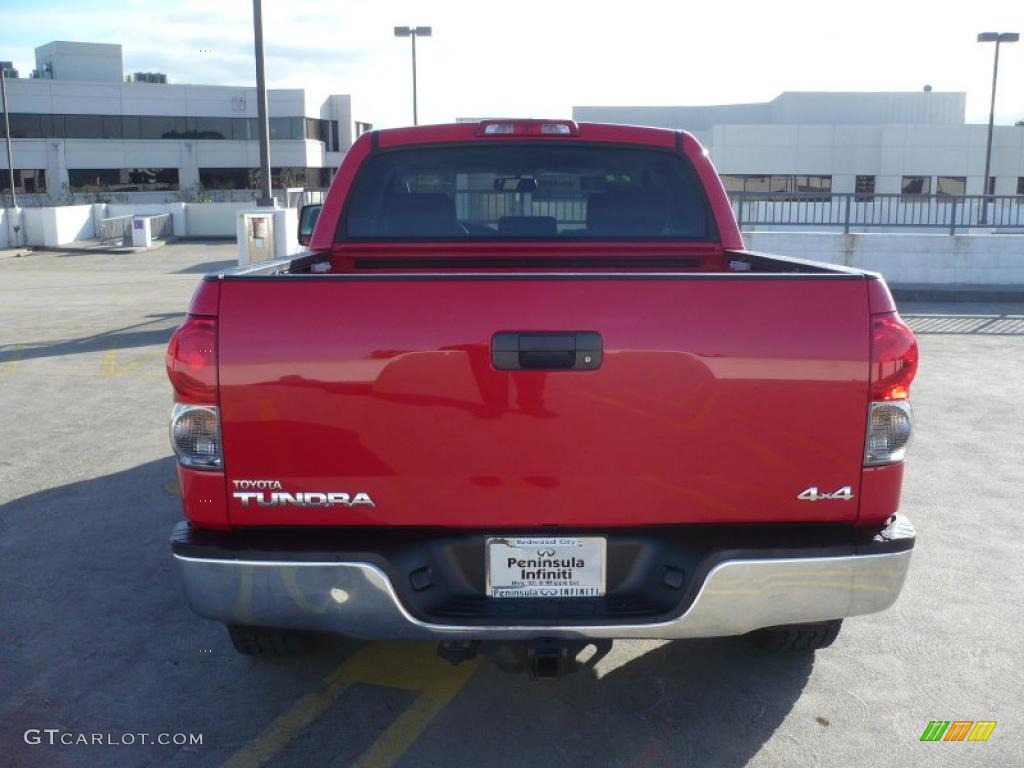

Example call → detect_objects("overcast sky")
2 0 1022 128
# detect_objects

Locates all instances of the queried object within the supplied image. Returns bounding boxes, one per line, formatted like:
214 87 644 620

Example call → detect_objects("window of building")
63 114 107 139
987 177 996 195
122 115 142 140
718 174 831 200
193 117 233 140
269 117 304 140
791 175 832 198
199 168 258 190
936 176 966 196
199 166 331 190
305 118 329 143
102 115 123 139
6 113 42 138
68 168 179 192
231 119 253 141
0 169 47 193
41 114 64 138
136 116 172 139
272 167 331 188
855 175 876 201
2 112 323 143
901 176 931 196
1017 177 1024 195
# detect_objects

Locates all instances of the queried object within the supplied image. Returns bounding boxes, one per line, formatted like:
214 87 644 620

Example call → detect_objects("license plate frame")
485 536 606 598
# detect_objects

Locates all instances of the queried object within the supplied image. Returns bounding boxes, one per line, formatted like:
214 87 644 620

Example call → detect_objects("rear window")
339 143 715 241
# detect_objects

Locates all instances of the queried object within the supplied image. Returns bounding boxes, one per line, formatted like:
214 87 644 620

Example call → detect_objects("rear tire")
751 619 843 652
227 624 315 657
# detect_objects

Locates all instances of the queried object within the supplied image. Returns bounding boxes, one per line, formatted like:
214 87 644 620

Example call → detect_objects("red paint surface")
217 278 873 527
857 463 905 526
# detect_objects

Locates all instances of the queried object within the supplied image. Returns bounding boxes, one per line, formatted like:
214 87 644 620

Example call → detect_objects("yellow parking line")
351 690 465 768
347 642 481 768
102 343 164 376
2 344 25 376
221 641 481 768
221 671 354 768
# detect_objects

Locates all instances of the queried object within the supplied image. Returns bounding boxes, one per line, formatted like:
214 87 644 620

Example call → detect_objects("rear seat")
497 216 558 237
379 193 463 236
585 190 668 236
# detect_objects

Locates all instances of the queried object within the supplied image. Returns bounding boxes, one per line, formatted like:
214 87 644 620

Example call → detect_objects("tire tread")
753 619 843 652
227 624 313 657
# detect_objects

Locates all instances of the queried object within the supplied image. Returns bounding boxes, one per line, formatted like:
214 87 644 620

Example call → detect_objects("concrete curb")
33 240 169 255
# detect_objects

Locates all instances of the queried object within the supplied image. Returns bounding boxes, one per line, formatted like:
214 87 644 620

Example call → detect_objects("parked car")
167 120 918 676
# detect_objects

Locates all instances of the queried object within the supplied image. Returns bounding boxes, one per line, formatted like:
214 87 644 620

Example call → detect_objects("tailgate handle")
492 332 602 371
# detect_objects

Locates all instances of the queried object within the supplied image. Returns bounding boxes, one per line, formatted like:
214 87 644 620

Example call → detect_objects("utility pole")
1 69 19 247
253 0 273 206
977 32 1019 225
394 26 432 125
2 70 17 209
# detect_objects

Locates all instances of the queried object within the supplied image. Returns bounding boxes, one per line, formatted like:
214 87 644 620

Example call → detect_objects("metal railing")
453 191 586 228
731 192 1024 234
13 187 331 208
149 213 173 240
97 215 134 246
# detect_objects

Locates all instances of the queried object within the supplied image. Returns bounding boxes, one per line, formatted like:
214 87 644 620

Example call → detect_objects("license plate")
486 536 606 598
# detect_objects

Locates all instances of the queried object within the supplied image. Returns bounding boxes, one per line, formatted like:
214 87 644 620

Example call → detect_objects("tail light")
167 315 220 469
865 312 918 466
170 404 222 468
477 120 579 137
166 316 217 403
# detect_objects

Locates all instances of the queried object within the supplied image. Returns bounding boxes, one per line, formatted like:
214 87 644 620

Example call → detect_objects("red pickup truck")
167 120 917 676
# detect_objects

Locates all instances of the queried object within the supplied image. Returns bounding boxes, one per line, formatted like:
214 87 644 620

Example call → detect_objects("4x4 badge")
797 486 854 501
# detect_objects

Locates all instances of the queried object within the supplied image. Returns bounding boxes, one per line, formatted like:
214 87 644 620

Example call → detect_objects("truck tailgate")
218 274 870 527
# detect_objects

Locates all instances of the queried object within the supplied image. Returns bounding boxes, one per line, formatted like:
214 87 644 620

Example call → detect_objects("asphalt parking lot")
2 241 1022 768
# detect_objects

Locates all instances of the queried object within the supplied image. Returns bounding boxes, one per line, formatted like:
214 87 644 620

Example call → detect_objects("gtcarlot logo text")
24 729 203 747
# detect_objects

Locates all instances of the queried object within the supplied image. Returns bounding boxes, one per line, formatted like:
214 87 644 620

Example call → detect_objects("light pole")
394 26 432 125
1 67 19 247
977 31 1019 225
2 69 16 211
252 0 273 206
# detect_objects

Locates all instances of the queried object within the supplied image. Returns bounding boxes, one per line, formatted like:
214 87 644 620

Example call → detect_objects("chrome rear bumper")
172 518 914 640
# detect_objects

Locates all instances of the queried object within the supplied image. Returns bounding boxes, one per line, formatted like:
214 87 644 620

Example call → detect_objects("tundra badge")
231 479 375 507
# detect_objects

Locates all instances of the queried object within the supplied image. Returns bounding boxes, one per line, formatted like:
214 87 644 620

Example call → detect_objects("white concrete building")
1 41 367 198
574 92 1024 197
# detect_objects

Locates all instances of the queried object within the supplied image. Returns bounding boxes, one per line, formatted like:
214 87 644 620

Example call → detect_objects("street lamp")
2 69 16 207
977 31 1019 224
252 0 273 206
394 26 432 125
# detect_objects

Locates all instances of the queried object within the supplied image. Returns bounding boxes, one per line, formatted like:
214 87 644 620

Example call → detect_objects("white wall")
185 202 254 237
20 208 47 245
0 209 8 248
743 231 1024 286
49 204 95 245
35 41 123 83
